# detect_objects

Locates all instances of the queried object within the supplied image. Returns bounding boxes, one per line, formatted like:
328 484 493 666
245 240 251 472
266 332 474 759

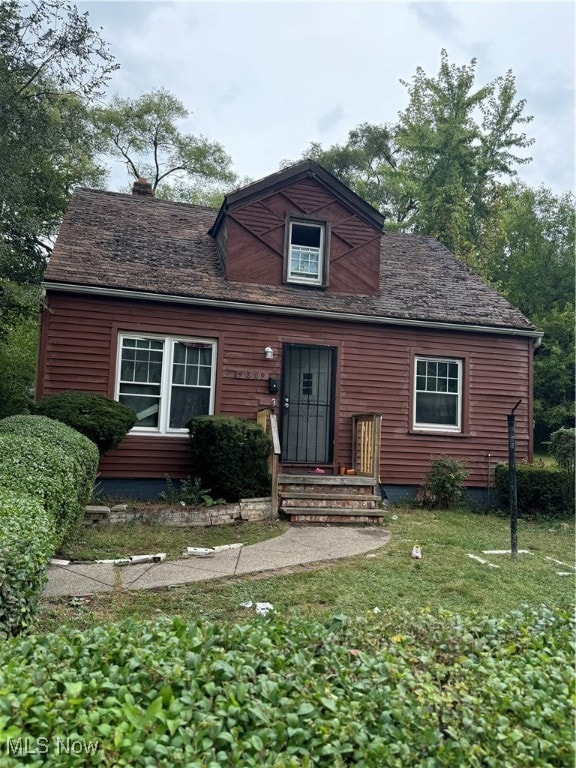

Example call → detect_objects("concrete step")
280 496 379 510
286 510 385 525
280 492 381 502
280 506 383 517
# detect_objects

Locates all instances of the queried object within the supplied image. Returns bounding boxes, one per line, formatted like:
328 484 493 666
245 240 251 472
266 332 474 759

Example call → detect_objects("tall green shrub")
0 415 99 505
188 415 272 502
32 391 137 454
494 463 568 516
0 435 82 546
0 489 55 638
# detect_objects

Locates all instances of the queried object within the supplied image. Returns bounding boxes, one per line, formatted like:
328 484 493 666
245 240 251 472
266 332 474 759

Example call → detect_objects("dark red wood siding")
38 292 534 487
224 178 381 294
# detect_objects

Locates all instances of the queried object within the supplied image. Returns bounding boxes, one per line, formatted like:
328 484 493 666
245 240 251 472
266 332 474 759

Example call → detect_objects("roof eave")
42 281 542 339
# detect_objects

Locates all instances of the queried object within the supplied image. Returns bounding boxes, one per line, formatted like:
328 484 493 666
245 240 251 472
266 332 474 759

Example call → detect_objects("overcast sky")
79 0 575 196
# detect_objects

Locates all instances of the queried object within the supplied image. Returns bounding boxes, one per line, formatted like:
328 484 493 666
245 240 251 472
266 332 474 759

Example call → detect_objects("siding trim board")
42 283 544 341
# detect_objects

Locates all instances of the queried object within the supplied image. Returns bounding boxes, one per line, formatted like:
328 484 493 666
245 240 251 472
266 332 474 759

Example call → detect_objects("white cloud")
80 0 575 194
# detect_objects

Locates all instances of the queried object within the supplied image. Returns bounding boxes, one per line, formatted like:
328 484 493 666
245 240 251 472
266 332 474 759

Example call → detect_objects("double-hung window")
414 357 462 432
287 220 326 285
116 334 216 433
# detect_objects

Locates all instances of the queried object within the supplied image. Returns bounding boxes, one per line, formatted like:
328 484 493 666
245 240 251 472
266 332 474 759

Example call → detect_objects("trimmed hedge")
494 463 571 515
0 415 99 505
0 435 83 546
0 488 55 638
188 415 272 502
32 391 137 455
0 606 572 766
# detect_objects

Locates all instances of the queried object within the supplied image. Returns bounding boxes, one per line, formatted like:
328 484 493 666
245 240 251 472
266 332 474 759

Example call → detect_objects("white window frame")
413 356 463 433
287 220 325 286
115 333 217 435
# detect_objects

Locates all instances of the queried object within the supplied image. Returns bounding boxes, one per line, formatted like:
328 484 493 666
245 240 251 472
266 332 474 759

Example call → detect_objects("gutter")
42 281 543 341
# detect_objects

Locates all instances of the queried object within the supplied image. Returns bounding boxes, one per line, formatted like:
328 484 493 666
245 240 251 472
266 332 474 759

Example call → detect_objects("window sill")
409 428 469 438
127 430 190 438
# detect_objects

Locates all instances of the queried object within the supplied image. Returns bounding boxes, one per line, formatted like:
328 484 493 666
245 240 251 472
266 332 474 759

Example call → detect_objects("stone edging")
84 497 274 527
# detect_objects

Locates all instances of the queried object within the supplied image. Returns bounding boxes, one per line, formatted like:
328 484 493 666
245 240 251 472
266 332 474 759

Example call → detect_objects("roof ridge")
72 187 219 213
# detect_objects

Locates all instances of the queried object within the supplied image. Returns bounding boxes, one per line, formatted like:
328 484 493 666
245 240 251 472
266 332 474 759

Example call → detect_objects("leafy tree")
533 306 575 447
477 184 575 315
93 89 237 204
0 280 40 418
303 124 416 227
0 0 116 286
476 184 575 446
305 50 534 261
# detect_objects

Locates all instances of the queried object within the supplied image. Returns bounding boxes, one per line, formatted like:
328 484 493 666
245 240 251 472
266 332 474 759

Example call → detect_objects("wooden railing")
352 413 382 482
257 408 281 516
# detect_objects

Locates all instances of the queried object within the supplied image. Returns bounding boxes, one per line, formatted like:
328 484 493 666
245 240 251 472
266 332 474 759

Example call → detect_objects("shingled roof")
43 187 536 333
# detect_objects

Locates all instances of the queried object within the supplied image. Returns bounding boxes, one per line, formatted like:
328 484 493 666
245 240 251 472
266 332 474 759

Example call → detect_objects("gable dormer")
209 160 384 295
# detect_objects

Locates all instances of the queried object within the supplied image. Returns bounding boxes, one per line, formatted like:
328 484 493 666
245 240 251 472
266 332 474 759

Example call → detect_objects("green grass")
59 519 289 561
38 509 574 635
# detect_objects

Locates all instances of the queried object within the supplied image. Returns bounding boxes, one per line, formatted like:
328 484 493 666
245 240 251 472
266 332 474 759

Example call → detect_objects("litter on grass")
411 545 422 559
129 553 167 564
240 601 275 616
467 554 500 568
482 549 533 555
556 572 573 577
183 543 243 557
184 547 215 557
544 556 576 569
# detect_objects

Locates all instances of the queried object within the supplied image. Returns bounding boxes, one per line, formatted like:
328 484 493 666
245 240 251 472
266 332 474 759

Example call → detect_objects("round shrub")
0 415 99 505
0 434 82 546
188 415 272 502
32 391 137 455
0 488 55 638
418 455 469 508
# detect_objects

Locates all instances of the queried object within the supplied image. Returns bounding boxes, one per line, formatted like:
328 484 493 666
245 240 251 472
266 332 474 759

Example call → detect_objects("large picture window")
414 357 462 431
286 219 326 285
116 334 216 433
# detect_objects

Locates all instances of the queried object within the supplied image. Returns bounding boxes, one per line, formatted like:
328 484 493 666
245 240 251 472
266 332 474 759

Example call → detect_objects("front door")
281 343 337 464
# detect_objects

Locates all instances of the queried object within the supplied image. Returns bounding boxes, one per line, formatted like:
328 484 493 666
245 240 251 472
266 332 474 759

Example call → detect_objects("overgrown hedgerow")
0 415 99 505
0 489 55 639
0 435 83 546
0 606 572 767
495 463 571 516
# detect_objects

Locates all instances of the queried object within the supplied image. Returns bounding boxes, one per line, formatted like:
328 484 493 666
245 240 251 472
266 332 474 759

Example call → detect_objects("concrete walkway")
44 526 390 597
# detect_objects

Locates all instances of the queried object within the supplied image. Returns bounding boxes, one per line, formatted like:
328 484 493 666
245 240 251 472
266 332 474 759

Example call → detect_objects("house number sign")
231 370 267 380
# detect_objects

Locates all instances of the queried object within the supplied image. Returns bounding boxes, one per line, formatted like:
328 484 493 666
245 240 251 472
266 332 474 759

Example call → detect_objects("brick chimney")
132 177 154 197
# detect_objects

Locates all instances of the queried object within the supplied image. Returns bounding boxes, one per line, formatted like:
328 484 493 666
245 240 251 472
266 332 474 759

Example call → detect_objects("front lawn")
38 509 574 633
59 519 289 562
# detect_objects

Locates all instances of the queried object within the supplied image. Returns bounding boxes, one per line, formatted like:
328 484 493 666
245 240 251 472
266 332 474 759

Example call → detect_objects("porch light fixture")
264 346 274 360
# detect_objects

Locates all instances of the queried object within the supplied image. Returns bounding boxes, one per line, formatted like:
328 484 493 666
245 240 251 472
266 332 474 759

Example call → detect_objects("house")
38 160 540 510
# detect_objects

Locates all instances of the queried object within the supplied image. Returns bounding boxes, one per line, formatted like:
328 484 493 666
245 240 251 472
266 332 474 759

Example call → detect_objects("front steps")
279 474 383 525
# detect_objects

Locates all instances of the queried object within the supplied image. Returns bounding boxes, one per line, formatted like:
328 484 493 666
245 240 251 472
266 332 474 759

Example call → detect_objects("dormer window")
286 219 328 286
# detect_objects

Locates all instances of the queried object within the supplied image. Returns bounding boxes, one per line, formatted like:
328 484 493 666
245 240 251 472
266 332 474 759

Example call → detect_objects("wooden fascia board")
42 281 543 341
